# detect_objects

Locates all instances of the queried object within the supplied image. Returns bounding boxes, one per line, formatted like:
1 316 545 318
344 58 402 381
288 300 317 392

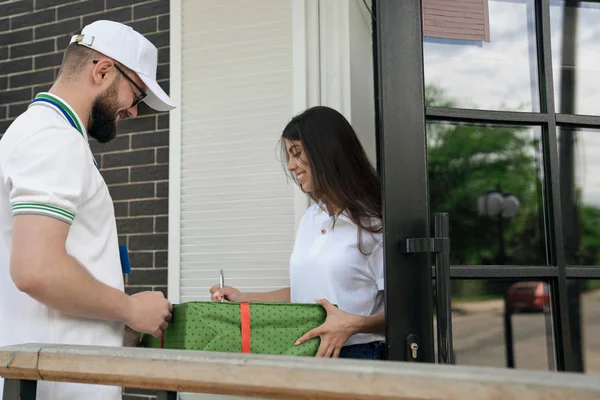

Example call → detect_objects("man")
0 20 175 399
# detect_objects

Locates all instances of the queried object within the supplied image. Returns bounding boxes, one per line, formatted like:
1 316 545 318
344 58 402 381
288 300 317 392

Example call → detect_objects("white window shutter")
178 0 295 303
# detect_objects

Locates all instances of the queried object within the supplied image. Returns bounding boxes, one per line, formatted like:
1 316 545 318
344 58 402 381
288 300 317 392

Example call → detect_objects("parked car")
506 281 550 313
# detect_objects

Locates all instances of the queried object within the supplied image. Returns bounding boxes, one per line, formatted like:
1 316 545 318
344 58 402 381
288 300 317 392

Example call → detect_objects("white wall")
317 0 376 165
349 0 376 166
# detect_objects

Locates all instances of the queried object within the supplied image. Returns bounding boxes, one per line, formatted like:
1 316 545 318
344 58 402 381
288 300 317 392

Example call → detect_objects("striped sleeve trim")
12 203 75 223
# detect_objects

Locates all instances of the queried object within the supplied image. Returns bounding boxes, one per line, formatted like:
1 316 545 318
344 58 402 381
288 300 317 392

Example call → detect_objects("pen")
219 269 224 303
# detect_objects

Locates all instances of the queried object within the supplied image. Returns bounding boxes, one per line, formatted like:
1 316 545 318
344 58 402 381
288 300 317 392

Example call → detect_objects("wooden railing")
2 343 600 399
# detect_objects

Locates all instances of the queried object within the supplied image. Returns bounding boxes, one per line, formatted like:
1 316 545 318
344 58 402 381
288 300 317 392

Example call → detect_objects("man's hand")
125 292 173 338
294 299 361 358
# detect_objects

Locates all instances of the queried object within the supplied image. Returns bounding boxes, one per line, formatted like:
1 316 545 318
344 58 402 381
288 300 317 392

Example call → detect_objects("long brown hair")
280 106 382 250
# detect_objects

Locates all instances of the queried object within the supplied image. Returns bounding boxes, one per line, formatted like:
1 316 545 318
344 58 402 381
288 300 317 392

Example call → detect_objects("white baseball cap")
70 20 176 112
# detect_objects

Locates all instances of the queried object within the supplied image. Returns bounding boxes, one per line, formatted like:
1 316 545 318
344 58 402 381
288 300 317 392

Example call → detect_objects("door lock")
405 334 420 362
400 213 455 365
410 342 419 359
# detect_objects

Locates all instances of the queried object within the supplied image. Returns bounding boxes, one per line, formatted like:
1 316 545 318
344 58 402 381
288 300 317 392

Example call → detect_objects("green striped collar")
32 92 87 140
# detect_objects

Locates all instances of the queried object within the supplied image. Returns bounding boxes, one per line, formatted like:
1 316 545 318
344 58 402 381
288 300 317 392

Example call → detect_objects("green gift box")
141 301 327 356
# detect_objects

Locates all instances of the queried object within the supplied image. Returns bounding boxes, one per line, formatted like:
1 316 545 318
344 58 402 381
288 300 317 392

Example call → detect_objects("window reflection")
566 279 600 374
558 127 600 265
551 1 600 116
437 279 555 370
423 0 539 112
427 121 547 265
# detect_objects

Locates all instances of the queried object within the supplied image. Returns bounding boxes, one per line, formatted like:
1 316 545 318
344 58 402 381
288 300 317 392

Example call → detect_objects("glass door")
375 0 600 373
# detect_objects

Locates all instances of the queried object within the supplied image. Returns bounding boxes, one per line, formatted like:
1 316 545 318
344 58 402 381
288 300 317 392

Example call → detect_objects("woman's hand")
209 285 243 302
294 299 363 358
209 287 290 303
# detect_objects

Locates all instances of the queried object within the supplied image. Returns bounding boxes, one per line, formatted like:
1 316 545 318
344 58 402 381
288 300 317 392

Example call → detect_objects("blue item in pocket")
120 245 131 274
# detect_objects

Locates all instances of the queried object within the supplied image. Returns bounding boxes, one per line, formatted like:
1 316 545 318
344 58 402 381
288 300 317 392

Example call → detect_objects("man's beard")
88 81 120 143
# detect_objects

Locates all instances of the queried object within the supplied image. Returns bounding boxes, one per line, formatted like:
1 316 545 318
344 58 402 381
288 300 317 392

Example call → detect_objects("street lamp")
478 188 520 264
478 186 520 369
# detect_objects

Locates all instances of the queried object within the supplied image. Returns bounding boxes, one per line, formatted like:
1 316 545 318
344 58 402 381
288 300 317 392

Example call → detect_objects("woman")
210 106 385 360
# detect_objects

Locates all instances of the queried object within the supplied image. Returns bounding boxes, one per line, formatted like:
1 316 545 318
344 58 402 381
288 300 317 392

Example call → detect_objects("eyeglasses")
93 60 147 108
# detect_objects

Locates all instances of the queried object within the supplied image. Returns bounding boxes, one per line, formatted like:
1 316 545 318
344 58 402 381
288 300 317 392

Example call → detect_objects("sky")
423 0 600 206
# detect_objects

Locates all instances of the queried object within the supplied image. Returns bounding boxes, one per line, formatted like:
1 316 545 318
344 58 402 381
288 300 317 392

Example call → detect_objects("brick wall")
0 1 170 398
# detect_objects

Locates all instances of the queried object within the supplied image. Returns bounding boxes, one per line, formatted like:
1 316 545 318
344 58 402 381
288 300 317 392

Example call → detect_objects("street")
448 290 600 374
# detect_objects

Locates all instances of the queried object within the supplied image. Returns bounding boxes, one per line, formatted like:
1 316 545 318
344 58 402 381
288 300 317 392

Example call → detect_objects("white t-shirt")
0 93 124 400
290 203 385 346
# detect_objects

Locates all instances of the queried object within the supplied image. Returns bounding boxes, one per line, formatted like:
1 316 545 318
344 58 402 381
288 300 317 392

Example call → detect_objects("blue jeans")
339 341 384 360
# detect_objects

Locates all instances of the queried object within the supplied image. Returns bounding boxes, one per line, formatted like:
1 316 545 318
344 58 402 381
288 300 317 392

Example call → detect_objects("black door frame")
375 0 600 371
375 0 434 363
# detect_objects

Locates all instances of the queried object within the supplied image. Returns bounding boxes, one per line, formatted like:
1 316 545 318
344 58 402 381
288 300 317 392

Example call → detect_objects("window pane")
551 1 600 116
558 127 600 265
423 0 540 112
440 279 555 370
427 122 547 265
566 279 600 374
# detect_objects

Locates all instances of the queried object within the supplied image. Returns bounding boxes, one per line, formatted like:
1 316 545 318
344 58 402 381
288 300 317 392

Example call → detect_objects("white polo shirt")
0 93 124 400
290 204 385 346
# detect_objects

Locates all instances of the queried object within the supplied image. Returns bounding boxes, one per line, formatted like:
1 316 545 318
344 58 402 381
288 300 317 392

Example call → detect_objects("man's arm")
10 214 172 338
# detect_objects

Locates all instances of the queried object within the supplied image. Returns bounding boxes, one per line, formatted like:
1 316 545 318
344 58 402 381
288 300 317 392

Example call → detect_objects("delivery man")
0 20 175 400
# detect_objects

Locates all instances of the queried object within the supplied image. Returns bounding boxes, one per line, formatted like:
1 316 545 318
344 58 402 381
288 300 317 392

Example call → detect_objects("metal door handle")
400 213 454 364
433 213 454 365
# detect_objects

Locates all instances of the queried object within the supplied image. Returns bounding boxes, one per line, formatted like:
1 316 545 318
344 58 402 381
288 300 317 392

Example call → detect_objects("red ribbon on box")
240 302 251 353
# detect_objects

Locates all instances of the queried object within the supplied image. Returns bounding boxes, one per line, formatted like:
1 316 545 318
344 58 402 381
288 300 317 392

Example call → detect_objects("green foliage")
577 204 600 266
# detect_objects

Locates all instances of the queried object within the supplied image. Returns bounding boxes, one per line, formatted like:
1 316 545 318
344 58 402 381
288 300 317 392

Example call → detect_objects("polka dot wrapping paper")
141 302 327 356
